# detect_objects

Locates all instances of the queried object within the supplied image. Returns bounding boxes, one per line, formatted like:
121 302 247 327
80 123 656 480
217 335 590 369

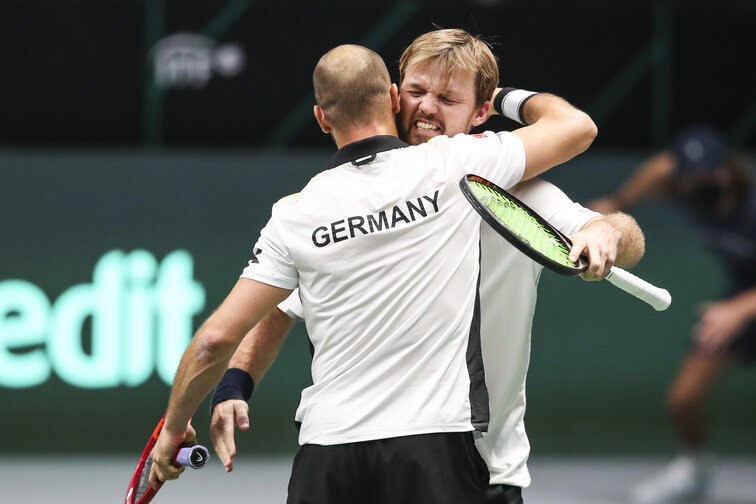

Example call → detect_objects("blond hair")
313 44 392 130
399 29 499 107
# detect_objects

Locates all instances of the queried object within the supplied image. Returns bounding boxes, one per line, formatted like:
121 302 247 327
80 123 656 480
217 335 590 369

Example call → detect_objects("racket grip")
176 445 210 469
604 267 671 311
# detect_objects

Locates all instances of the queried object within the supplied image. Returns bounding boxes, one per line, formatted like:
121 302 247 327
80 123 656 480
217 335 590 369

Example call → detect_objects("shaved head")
313 45 393 130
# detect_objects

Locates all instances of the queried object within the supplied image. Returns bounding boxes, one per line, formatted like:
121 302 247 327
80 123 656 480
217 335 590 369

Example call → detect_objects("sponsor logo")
150 33 246 89
0 250 205 389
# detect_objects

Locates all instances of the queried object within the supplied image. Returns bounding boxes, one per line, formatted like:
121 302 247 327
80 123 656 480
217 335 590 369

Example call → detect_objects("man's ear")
471 101 491 127
390 84 400 114
314 105 332 133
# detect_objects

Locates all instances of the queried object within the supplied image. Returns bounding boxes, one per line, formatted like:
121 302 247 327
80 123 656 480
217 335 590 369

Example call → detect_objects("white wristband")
493 88 538 125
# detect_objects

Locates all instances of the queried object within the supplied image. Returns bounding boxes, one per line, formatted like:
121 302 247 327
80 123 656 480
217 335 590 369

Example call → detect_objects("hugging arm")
210 307 295 472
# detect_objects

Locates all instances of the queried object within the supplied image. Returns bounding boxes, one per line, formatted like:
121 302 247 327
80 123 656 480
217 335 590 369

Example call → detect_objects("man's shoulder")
272 190 301 212
274 168 338 207
427 131 523 159
428 131 498 145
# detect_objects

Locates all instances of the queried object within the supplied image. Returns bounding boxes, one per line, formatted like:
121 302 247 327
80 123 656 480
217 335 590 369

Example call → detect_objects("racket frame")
125 417 164 504
125 416 209 504
460 174 588 276
460 174 671 311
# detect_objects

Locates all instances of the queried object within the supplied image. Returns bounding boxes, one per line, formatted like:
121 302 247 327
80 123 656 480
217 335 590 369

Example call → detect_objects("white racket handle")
176 445 209 469
604 267 671 311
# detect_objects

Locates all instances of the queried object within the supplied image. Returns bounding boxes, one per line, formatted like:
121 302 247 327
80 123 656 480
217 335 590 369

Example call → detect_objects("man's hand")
148 423 197 490
695 300 750 354
210 399 250 472
568 218 622 281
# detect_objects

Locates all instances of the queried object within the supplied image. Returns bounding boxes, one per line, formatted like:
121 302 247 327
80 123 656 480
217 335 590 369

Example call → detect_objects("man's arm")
512 178 645 281
149 278 291 487
568 212 646 281
490 89 598 180
696 286 756 354
210 307 295 472
588 151 676 213
227 307 295 383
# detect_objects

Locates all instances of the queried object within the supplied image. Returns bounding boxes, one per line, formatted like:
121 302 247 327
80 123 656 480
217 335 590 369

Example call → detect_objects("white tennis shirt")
279 177 599 487
475 179 598 487
241 133 525 445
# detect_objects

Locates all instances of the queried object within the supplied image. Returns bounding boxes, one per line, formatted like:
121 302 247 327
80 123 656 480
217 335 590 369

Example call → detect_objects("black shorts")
727 318 756 363
286 431 489 504
482 483 524 504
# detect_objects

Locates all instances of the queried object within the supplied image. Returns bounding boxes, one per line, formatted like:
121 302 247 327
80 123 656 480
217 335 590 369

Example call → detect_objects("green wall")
1 149 753 455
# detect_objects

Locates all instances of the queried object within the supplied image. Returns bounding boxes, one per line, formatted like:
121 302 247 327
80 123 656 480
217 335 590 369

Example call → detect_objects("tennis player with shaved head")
150 37 613 503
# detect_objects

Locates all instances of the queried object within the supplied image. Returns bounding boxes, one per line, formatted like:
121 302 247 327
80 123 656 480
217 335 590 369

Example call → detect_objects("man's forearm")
492 87 597 179
613 152 676 209
209 307 295 415
227 307 295 384
163 279 291 435
729 286 756 321
521 93 597 155
164 322 245 434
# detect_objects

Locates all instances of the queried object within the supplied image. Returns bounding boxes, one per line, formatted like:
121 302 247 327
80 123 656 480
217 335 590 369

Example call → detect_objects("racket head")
460 174 588 276
125 416 165 504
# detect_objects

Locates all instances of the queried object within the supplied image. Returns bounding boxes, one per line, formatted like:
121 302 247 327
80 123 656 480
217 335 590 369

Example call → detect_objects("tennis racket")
125 415 210 504
460 174 671 311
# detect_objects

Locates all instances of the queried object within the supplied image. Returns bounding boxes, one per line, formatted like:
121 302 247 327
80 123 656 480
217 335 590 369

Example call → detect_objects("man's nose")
418 95 438 115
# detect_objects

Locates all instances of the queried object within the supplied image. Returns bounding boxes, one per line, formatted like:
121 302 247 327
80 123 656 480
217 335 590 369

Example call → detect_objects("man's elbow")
194 326 238 365
571 110 598 153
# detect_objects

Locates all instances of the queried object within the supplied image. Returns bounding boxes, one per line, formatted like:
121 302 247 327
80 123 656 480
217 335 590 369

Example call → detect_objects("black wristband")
210 368 255 415
492 87 517 116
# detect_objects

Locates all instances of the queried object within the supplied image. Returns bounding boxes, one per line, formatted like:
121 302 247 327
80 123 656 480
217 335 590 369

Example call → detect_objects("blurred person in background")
590 126 756 504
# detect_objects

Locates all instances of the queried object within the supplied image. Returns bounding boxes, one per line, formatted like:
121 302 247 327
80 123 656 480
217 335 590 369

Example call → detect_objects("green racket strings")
468 180 576 267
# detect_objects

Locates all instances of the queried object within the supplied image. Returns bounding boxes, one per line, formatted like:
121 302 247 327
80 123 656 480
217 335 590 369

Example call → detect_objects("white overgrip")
604 267 672 311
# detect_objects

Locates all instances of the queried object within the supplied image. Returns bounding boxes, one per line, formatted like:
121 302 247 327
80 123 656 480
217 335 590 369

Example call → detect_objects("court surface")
3 455 756 503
